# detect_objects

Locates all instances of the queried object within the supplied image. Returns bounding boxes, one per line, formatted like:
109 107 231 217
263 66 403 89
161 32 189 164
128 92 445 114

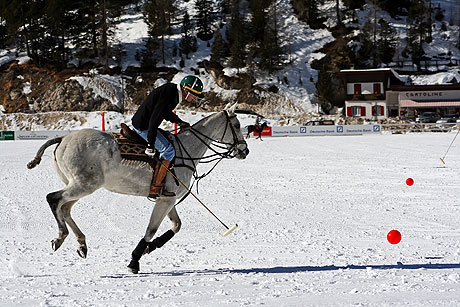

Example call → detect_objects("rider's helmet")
180 75 205 107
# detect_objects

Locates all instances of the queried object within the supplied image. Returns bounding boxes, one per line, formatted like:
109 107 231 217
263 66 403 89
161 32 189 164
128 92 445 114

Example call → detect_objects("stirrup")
147 187 175 200
160 185 176 197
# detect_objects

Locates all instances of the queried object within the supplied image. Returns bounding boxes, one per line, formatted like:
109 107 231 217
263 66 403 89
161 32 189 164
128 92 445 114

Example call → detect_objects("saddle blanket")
110 132 157 169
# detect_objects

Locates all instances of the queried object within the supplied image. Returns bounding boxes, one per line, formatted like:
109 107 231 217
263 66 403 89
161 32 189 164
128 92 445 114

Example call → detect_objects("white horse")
27 103 249 273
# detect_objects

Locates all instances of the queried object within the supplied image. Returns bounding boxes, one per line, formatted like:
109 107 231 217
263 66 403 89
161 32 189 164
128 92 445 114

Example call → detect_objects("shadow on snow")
101 262 460 278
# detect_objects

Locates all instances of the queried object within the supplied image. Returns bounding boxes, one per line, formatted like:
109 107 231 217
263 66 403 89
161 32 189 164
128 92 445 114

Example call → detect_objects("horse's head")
221 103 249 159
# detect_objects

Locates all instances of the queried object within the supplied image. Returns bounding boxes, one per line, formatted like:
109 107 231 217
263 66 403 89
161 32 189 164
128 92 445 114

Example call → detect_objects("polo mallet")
440 128 460 164
157 160 238 236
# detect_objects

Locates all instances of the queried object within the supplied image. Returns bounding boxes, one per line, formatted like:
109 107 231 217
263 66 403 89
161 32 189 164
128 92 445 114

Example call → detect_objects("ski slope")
2 132 460 306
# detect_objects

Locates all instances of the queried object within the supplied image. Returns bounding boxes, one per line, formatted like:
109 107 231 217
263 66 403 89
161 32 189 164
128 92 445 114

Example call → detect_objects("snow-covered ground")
2 132 460 306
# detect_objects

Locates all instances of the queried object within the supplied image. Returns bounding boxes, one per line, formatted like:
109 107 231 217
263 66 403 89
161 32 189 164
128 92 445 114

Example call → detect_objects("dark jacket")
132 83 183 146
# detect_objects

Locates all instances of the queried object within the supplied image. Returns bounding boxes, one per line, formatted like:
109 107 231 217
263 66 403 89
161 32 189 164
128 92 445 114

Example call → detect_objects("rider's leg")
132 128 175 198
149 132 175 198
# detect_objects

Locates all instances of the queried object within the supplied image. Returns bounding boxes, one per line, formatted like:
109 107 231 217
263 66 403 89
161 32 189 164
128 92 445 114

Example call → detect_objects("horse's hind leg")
46 183 99 253
46 191 69 251
62 200 88 258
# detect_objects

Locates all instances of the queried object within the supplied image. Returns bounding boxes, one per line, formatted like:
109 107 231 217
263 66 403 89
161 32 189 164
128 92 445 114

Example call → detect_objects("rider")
255 115 262 127
131 75 205 198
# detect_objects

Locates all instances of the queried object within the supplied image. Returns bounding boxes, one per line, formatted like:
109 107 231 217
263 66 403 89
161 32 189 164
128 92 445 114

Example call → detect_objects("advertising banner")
15 130 71 140
0 131 14 141
250 126 272 137
271 125 381 137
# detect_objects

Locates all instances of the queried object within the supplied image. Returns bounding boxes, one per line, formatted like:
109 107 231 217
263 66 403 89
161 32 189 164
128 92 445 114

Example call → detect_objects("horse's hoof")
77 245 88 258
127 259 139 274
51 239 63 251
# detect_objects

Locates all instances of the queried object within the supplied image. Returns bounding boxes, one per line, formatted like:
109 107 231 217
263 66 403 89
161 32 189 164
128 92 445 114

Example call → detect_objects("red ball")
387 230 402 244
406 178 414 186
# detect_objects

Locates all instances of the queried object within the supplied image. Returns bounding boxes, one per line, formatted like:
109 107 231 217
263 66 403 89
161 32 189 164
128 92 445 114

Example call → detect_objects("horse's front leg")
127 197 177 274
143 206 181 254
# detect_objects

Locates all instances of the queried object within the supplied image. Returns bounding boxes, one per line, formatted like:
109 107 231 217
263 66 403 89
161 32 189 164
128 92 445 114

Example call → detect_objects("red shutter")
354 84 361 95
380 106 384 116
347 107 352 116
361 106 366 116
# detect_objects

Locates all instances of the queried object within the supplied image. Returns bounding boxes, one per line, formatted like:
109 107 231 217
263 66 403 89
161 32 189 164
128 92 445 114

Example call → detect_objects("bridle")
172 110 248 190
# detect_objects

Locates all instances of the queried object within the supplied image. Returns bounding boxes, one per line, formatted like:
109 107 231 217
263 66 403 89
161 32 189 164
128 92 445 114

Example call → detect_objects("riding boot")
148 160 175 198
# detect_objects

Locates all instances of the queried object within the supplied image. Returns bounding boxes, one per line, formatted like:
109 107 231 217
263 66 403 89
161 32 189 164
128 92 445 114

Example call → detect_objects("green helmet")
180 75 205 106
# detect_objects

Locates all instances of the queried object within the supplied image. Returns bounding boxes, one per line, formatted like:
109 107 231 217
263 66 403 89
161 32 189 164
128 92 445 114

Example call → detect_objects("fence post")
174 110 177 134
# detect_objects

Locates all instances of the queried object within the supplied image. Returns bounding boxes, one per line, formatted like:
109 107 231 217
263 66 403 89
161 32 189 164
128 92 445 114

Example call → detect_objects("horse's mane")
190 111 222 128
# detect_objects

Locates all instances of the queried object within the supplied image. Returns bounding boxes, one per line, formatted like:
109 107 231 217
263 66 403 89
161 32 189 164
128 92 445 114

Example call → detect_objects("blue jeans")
132 127 175 161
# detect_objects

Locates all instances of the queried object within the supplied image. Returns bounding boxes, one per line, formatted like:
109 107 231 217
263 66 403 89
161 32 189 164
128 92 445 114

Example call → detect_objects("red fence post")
174 110 177 134
102 112 105 132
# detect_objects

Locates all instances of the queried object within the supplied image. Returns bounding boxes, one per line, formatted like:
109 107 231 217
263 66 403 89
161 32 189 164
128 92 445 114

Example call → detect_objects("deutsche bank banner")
15 130 71 140
271 125 382 137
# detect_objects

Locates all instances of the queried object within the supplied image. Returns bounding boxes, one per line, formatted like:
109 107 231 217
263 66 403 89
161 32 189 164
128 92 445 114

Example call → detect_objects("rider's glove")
179 121 191 131
145 146 157 157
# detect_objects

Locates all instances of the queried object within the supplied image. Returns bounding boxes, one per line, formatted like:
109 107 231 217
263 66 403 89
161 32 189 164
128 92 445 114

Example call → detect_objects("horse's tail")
27 137 63 169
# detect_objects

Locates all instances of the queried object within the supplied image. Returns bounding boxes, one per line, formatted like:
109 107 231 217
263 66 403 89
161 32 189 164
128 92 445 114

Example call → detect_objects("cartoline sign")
400 91 460 101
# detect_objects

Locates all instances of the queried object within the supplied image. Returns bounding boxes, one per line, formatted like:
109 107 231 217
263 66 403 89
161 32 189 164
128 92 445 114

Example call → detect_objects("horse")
26 102 249 273
246 122 268 140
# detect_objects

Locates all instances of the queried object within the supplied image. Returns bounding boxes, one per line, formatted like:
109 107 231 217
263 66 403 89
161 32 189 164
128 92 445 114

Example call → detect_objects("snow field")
1 133 460 306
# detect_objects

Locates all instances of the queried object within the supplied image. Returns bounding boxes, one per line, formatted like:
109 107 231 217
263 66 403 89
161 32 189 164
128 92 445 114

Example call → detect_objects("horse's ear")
224 102 238 115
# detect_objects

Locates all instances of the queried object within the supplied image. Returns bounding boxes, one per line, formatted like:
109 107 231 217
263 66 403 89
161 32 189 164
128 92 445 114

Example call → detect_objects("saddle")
111 124 178 197
110 123 156 169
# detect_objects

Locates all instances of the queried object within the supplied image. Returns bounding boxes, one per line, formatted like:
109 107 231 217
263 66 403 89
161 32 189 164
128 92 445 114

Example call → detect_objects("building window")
347 106 366 117
352 106 365 116
354 84 362 95
373 83 381 94
372 105 385 116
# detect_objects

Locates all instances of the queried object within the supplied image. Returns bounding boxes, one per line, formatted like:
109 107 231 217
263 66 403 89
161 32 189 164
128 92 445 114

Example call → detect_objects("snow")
2 132 460 305
68 74 127 110
113 12 149 71
411 70 460 85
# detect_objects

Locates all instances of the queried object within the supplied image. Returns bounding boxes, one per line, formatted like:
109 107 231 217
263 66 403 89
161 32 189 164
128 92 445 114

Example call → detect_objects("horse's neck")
176 112 226 160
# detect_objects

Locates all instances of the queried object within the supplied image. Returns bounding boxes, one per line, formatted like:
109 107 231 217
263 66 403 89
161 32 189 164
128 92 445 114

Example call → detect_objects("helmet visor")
185 91 204 107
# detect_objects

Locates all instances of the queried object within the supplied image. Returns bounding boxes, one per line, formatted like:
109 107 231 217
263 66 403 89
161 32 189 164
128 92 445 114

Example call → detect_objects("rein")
172 111 245 195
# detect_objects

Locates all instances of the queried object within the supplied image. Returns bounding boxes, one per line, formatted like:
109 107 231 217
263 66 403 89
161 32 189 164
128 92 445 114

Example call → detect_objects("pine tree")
249 0 267 47
210 29 226 66
227 0 246 69
0 1 8 48
260 1 283 72
335 0 342 26
316 65 335 114
457 0 460 49
343 0 365 9
356 20 375 67
195 0 214 41
406 0 429 68
376 0 411 17
377 19 397 64
292 0 323 28
179 11 197 57
144 0 175 64
228 14 245 69
43 0 80 66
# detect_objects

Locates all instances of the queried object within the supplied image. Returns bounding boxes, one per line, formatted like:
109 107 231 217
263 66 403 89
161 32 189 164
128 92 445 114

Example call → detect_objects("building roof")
339 68 407 86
